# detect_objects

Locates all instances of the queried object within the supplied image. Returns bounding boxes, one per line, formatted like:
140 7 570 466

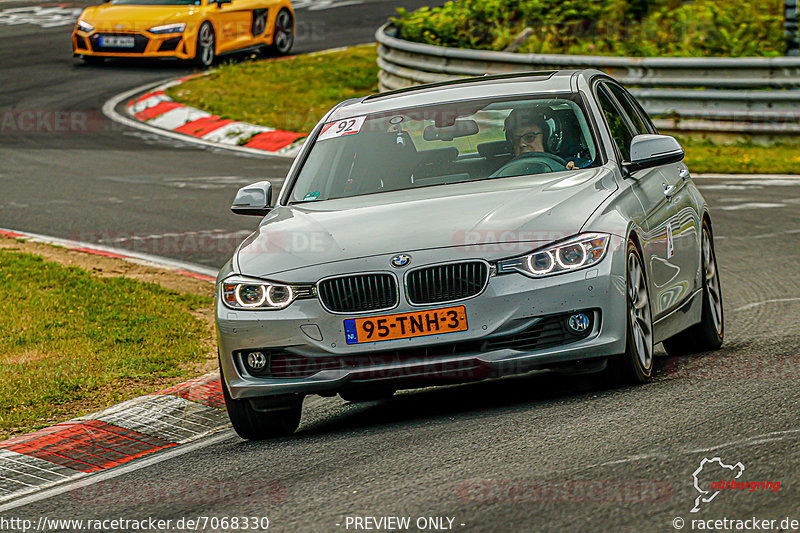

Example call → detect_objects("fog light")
246 351 268 371
567 313 591 334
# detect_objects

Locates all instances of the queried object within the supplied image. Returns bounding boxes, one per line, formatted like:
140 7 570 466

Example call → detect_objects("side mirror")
623 134 684 176
231 181 272 216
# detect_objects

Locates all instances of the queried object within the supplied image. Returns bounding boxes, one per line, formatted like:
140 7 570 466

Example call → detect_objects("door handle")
679 168 690 179
663 183 678 198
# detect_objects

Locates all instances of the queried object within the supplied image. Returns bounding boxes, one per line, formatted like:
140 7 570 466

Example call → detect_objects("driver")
504 109 577 170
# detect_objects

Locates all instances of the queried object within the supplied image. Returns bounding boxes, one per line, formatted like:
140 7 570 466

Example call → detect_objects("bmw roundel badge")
390 254 411 268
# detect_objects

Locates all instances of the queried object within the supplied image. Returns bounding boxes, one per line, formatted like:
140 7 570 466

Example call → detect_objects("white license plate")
100 36 135 48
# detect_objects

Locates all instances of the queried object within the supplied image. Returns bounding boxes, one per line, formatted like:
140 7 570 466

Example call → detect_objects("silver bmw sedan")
216 69 724 439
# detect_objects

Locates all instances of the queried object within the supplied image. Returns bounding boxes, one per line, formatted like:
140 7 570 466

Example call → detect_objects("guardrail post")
788 0 799 56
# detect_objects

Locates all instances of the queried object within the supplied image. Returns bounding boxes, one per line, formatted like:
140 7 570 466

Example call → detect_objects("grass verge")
167 44 800 174
0 245 214 440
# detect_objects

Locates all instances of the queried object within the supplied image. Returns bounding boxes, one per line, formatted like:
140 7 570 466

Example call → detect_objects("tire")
220 361 302 440
339 385 396 403
663 222 724 356
265 8 293 56
605 240 654 384
193 22 216 68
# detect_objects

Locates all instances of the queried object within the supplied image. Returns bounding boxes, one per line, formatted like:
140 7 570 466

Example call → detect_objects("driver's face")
512 126 544 156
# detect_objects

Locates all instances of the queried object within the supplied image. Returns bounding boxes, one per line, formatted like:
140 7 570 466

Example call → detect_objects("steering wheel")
491 151 569 178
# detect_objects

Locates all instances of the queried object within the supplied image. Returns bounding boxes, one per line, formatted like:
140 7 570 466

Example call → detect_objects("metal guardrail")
375 23 800 134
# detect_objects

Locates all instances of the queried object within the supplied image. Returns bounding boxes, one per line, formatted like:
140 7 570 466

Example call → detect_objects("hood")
236 168 618 278
81 5 197 32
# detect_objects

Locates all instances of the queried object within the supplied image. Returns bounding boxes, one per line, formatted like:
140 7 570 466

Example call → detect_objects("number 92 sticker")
317 116 366 141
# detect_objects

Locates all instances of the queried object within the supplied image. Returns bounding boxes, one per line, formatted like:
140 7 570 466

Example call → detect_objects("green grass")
168 44 800 174
0 250 212 439
167 45 380 134
679 140 800 175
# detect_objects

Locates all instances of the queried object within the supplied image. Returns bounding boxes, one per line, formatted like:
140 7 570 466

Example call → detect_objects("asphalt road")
0 0 441 268
2 1 800 532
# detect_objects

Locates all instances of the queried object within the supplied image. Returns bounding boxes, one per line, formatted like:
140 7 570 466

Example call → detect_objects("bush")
392 0 785 57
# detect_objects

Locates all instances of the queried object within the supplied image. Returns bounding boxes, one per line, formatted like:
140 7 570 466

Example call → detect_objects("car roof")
326 69 603 121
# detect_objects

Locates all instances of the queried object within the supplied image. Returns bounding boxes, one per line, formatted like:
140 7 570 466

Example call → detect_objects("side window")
607 84 655 135
596 85 633 161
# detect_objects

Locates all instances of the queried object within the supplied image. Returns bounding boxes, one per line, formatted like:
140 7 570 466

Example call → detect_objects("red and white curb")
0 374 228 506
0 229 230 506
119 76 306 157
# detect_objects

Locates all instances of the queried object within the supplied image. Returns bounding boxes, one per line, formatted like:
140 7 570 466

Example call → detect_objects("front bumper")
72 30 193 60
217 236 628 400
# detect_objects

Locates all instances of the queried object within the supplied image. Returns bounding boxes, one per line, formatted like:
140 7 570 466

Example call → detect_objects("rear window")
289 94 600 204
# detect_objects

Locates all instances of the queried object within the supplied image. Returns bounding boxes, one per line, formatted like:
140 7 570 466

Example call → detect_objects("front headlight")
76 20 94 32
496 233 610 278
221 277 312 310
148 23 186 34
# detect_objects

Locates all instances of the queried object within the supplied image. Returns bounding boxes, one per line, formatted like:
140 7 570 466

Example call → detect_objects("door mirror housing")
231 181 272 216
623 134 684 176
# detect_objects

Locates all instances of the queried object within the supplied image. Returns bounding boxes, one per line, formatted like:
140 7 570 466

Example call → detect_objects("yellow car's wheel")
266 8 293 56
194 21 215 68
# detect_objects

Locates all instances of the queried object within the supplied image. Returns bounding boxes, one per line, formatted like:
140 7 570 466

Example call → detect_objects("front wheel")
265 8 293 56
605 240 654 384
193 22 215 68
220 362 302 440
663 223 724 356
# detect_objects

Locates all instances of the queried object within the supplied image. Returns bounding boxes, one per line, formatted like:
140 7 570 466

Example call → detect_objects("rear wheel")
220 361 302 440
663 223 724 356
606 240 654 384
265 8 293 55
193 22 215 68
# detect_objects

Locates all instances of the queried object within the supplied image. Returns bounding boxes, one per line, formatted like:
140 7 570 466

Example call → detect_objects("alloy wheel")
627 251 653 372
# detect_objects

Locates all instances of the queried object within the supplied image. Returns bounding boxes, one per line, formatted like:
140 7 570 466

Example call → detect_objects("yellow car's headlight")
76 20 95 32
148 23 186 34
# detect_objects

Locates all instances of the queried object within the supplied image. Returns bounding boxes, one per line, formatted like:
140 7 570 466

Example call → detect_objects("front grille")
158 37 182 52
317 273 398 313
485 312 594 352
89 33 149 53
406 261 489 305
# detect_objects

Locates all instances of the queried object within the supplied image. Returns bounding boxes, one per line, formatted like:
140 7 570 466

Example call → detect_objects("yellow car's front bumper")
72 30 196 60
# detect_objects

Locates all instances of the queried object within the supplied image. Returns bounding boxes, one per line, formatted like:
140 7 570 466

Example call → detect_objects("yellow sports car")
72 0 294 66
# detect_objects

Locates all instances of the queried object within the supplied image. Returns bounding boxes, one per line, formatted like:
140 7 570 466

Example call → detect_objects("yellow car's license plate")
344 305 468 345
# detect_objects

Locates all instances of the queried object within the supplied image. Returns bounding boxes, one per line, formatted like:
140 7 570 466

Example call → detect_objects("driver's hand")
566 161 576 170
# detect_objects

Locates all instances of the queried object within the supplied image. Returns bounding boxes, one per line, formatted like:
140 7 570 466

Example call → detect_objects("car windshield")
109 0 199 5
290 94 599 204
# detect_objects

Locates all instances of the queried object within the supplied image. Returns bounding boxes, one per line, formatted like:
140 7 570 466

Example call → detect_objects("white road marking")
734 298 800 312
0 226 218 278
293 0 364 10
718 202 786 211
0 6 82 28
577 429 800 472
